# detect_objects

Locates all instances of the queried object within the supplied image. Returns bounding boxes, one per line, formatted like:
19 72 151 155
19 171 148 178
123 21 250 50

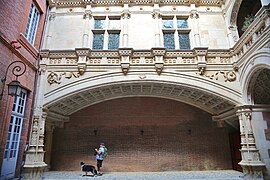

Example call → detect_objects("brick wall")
51 97 232 171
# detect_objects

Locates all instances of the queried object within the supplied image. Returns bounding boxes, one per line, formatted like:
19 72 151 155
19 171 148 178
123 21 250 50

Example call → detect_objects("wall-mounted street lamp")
0 61 26 100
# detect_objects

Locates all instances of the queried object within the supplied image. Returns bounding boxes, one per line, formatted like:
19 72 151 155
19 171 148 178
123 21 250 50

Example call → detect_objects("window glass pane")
108 33 120 50
92 33 104 50
94 19 105 29
179 33 190 50
163 32 175 49
108 19 120 29
25 3 40 45
177 19 188 28
162 19 174 29
4 151 8 158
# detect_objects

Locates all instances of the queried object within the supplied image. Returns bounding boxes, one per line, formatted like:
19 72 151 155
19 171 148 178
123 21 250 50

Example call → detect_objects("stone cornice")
49 0 225 8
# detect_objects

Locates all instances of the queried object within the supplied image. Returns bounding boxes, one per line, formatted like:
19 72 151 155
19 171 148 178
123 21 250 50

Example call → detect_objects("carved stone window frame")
162 15 191 50
92 16 121 50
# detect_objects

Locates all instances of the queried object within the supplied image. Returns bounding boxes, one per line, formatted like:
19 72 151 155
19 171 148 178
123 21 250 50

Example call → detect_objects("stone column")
23 51 49 180
236 107 265 180
82 6 92 48
121 4 130 47
190 9 201 47
152 4 162 47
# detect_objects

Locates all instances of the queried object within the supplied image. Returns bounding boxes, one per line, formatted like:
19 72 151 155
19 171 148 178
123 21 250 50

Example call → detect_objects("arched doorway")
49 97 234 172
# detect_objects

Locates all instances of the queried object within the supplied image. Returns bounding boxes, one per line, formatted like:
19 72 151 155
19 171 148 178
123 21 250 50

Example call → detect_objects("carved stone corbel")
75 48 90 75
194 47 208 75
152 48 166 75
119 48 133 75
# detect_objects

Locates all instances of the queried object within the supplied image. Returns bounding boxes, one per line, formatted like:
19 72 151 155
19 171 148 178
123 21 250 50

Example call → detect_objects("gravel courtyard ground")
42 170 244 180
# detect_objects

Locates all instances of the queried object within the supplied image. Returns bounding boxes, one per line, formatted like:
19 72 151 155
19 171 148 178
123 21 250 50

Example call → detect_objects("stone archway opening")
252 69 270 105
236 0 261 36
48 97 238 172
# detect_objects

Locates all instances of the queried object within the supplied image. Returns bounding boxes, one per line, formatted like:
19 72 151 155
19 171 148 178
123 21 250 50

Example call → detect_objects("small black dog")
80 162 98 176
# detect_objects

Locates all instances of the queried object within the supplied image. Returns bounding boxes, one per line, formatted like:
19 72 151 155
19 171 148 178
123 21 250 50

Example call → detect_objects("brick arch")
44 75 241 116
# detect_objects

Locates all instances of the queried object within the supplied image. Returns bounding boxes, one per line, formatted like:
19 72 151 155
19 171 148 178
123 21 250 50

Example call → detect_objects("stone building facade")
0 0 47 179
21 0 270 179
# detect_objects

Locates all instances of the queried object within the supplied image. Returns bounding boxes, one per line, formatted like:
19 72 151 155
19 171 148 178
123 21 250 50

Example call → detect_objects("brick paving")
42 170 243 180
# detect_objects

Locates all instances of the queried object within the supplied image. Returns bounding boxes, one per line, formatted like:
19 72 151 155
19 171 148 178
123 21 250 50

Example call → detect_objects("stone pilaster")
152 3 162 47
23 51 49 179
236 107 265 180
23 112 47 180
82 5 92 48
190 9 201 47
121 4 131 47
228 25 239 43
44 7 56 49
44 122 55 171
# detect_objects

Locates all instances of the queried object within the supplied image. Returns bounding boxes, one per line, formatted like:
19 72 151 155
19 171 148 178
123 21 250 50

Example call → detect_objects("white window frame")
25 3 40 45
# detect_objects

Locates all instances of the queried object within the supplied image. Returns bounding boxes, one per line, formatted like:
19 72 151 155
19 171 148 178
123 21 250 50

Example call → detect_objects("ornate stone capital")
190 10 199 19
48 13 56 21
121 11 131 19
83 10 92 19
152 11 162 19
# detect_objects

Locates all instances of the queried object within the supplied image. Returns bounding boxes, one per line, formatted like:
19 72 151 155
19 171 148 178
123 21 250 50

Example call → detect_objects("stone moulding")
43 48 240 84
48 0 225 7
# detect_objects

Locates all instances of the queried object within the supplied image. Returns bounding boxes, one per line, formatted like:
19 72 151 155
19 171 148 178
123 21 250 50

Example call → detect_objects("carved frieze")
47 71 80 84
49 0 225 7
47 72 62 84
202 71 237 82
